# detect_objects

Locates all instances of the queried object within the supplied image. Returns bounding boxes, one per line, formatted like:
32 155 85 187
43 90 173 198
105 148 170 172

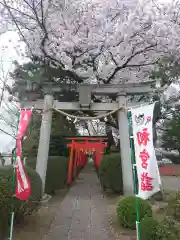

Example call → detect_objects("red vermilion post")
73 149 78 178
81 151 84 167
81 151 85 167
95 151 103 167
78 150 81 167
76 151 80 168
93 142 107 167
67 140 74 185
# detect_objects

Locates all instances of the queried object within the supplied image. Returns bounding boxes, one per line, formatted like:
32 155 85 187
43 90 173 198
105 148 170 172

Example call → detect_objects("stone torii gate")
22 81 157 196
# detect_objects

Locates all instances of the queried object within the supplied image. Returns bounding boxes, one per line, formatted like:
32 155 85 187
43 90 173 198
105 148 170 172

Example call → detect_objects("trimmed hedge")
99 153 123 193
140 217 160 240
116 196 152 229
0 165 42 238
45 156 69 194
26 156 69 194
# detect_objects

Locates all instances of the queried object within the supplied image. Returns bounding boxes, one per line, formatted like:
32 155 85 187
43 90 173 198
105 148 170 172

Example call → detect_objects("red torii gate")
66 137 108 185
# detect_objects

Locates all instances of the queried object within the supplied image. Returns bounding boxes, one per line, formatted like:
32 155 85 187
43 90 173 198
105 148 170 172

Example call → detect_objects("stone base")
40 194 52 204
151 191 164 201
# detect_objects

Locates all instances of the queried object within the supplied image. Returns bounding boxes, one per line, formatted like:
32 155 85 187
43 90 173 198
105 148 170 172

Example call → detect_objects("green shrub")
99 153 123 193
0 165 42 238
167 191 180 220
140 217 160 240
25 157 36 169
49 135 69 157
45 156 69 194
116 196 152 229
26 156 70 194
140 216 176 240
168 154 180 164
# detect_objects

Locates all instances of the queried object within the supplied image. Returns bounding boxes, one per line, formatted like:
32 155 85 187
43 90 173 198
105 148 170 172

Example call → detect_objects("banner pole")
8 111 20 240
127 111 140 240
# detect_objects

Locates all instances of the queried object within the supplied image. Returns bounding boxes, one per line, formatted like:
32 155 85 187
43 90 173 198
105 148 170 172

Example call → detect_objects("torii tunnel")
66 137 108 185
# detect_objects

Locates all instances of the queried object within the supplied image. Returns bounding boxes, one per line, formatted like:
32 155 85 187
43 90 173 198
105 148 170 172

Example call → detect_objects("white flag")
131 103 161 200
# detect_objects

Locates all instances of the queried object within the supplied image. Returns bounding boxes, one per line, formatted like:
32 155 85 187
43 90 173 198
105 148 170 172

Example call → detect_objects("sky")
0 31 28 153
0 31 26 72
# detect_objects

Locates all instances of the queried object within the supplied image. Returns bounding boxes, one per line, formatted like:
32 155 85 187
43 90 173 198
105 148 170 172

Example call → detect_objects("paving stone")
42 164 115 240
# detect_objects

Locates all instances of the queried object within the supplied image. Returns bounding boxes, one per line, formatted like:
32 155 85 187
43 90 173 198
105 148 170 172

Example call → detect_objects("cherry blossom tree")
1 0 180 151
0 0 180 84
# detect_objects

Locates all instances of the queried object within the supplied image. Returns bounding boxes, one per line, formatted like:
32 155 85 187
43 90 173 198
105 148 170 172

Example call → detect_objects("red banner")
15 109 32 200
17 110 32 139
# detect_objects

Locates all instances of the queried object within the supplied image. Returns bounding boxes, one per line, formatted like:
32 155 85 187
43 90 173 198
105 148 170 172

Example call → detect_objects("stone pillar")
117 92 134 195
36 95 53 195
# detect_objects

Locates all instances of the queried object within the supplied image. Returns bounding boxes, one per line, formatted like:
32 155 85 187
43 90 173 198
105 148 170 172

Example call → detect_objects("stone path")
43 164 115 240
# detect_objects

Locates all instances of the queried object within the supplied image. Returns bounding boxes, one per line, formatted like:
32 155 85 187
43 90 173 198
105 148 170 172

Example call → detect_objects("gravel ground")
161 176 180 191
13 188 69 240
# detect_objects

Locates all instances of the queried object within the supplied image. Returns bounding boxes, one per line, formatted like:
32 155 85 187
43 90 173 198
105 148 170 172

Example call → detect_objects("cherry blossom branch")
2 0 33 55
0 1 36 20
0 62 19 138
104 44 157 84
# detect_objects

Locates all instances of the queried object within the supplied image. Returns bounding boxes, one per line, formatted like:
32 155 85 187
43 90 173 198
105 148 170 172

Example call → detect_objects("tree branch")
0 127 16 139
2 0 33 55
0 1 36 20
104 44 157 84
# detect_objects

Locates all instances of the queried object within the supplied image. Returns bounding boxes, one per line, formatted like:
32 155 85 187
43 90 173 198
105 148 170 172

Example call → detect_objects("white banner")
131 103 161 200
